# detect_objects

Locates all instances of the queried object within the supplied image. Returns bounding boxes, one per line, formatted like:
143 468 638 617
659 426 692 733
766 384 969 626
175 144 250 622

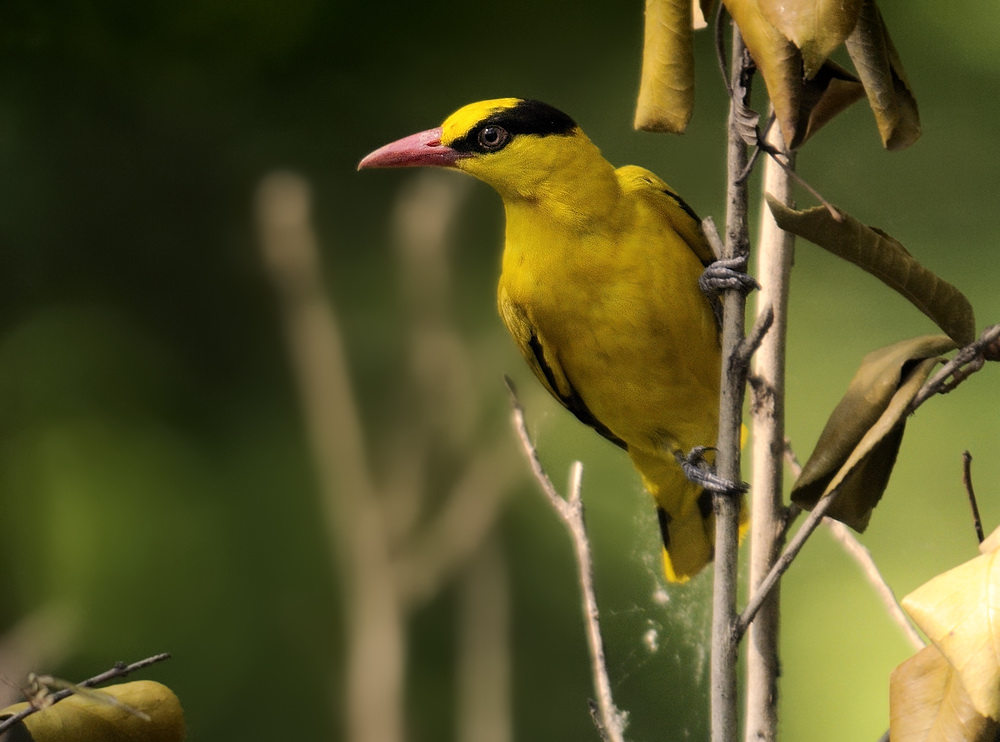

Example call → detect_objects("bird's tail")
630 448 747 583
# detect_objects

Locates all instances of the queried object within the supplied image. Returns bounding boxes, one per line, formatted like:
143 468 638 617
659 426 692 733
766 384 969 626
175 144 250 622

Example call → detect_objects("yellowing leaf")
791 336 956 530
845 0 920 150
0 681 185 742
635 0 696 133
766 198 976 345
903 543 1000 721
890 644 999 742
759 0 863 78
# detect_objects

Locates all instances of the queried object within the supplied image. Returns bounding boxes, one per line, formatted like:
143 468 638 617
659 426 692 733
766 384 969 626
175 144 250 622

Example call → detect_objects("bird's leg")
698 254 760 297
675 446 749 496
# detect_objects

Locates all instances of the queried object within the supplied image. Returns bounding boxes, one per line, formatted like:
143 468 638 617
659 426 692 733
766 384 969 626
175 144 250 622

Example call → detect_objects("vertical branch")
712 23 753 742
257 173 405 742
745 122 795 742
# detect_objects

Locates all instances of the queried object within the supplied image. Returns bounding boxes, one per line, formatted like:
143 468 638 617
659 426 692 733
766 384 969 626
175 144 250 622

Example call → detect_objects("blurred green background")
0 2 997 741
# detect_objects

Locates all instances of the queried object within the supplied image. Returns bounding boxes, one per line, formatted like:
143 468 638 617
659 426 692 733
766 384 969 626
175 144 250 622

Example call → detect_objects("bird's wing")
500 297 627 450
616 165 716 267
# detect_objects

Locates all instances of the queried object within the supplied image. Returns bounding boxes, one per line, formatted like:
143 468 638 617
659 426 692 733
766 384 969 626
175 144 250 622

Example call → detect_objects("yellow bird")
360 98 738 582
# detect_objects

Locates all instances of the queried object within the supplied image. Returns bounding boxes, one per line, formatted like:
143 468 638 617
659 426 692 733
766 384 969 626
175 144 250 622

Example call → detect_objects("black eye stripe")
450 99 577 154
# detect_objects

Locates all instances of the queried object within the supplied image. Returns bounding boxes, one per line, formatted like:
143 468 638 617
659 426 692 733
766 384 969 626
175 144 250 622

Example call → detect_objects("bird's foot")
676 446 748 496
699 255 760 297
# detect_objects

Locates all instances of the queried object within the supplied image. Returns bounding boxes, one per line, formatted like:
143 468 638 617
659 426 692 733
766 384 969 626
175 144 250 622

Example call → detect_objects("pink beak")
357 127 464 170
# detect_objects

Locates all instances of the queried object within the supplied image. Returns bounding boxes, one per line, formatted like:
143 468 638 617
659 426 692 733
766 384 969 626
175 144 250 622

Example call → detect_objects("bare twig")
908 324 1000 412
756 136 841 221
735 487 844 640
781 441 924 650
0 653 171 736
962 451 985 545
507 380 628 742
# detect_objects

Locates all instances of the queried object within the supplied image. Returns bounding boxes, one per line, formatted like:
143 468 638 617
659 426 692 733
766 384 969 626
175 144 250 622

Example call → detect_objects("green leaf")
766 197 976 345
0 681 185 742
844 0 920 150
759 0 863 78
791 335 956 530
634 0 695 133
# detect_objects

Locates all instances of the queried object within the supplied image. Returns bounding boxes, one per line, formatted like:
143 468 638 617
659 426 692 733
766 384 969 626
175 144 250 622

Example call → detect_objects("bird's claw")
699 255 760 297
676 446 748 496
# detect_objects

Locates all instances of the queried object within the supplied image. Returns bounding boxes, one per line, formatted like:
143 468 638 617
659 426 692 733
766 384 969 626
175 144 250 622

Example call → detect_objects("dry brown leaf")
890 644 999 742
759 0 863 78
844 0 920 150
791 336 956 530
766 198 976 345
903 528 1000 722
635 0 696 133
0 681 185 742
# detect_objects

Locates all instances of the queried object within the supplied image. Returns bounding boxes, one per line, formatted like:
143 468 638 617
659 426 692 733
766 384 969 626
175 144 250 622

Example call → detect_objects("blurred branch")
783 443 925 651
258 171 404 742
0 603 79 708
457 535 512 742
258 170 517 742
507 380 628 742
0 653 170 736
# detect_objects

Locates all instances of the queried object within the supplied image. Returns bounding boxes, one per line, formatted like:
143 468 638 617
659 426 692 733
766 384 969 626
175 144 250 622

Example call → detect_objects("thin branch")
823 519 925 651
781 441 924 650
756 136 841 221
908 323 1000 412
0 653 171 736
735 486 844 640
962 451 985 545
507 380 628 742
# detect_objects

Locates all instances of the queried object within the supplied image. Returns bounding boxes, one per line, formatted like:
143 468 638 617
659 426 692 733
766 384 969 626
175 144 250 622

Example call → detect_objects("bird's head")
359 99 603 201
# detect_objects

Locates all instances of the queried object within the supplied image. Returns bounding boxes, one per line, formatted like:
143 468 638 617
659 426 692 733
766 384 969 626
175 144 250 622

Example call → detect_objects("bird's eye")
477 126 510 151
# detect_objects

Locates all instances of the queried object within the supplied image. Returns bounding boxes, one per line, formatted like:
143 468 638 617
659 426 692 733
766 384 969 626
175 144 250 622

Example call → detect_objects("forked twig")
506 378 628 742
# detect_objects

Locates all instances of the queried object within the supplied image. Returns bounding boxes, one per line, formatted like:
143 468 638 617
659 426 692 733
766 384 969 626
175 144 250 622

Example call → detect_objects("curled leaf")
902 526 1000 722
767 197 976 345
791 335 956 530
845 0 920 150
890 643 999 742
0 681 185 742
759 0 863 79
635 0 696 133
